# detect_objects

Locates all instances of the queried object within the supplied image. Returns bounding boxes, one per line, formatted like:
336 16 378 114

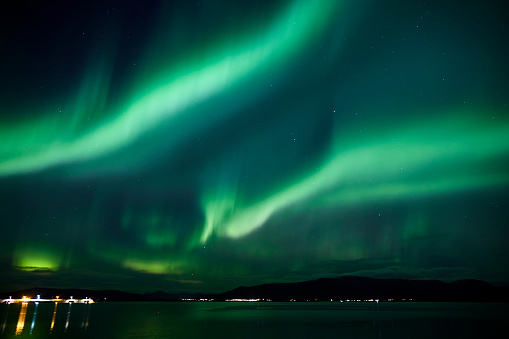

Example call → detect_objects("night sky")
1 0 508 294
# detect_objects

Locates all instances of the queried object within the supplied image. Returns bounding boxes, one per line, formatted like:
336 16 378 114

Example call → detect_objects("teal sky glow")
0 0 508 293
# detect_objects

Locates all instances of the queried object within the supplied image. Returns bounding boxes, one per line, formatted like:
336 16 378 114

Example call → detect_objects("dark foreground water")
1 301 508 338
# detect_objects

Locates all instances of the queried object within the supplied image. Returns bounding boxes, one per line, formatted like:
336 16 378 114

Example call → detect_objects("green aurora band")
201 112 509 241
0 0 338 177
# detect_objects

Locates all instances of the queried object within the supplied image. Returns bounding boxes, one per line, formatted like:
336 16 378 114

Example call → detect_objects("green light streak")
0 0 338 177
201 111 509 241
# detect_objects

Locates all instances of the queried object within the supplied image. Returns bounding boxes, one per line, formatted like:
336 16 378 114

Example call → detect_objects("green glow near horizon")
122 258 185 275
13 245 62 271
0 0 337 177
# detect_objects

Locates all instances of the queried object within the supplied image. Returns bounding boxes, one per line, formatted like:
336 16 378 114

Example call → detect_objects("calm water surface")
1 301 508 338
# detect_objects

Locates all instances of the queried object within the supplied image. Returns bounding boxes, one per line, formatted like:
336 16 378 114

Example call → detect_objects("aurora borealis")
1 0 508 293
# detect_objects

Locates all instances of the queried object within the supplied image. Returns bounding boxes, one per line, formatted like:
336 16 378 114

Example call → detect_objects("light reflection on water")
15 302 27 335
64 302 71 333
50 303 57 333
81 302 91 331
0 302 507 338
29 302 38 335
1 301 92 337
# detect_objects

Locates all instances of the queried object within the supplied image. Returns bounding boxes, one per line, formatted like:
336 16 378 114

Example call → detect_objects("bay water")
1 301 507 338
